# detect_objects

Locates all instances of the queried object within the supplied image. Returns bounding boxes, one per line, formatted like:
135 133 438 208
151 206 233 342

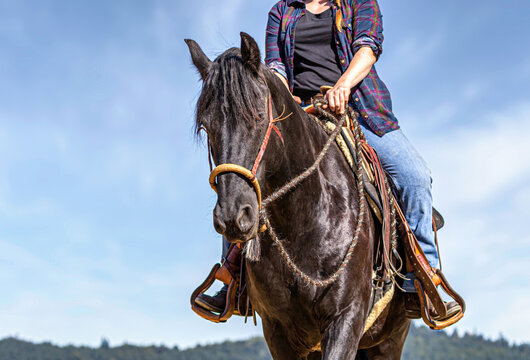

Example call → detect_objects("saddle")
359 137 466 330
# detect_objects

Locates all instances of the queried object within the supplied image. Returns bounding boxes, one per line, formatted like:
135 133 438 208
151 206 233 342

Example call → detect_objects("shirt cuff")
353 36 382 59
267 61 288 81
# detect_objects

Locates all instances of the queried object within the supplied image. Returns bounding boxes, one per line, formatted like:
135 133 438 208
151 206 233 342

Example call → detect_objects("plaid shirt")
265 0 399 136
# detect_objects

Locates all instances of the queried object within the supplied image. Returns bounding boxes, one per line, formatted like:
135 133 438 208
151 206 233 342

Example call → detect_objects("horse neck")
265 91 343 238
268 91 328 187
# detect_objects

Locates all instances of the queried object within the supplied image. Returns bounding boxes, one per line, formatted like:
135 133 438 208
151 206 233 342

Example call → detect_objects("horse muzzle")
213 201 259 243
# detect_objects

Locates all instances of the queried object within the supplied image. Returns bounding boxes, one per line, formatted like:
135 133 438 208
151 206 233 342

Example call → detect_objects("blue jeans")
358 118 439 292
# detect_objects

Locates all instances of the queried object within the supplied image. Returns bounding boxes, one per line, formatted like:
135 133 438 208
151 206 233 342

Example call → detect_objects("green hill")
0 325 528 360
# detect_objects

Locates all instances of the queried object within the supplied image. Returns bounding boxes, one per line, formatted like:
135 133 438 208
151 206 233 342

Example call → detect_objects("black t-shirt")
293 8 343 100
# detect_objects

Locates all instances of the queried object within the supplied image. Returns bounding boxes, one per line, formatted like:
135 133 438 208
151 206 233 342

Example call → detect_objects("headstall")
206 94 290 213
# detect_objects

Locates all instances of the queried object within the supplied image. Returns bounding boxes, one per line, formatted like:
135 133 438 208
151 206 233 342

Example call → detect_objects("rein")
260 102 367 287
206 96 367 288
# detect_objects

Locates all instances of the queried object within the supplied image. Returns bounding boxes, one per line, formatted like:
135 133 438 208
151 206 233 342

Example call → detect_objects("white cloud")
412 101 530 343
426 102 530 205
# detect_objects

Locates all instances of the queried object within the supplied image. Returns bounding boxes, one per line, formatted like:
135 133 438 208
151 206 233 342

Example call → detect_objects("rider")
196 0 456 317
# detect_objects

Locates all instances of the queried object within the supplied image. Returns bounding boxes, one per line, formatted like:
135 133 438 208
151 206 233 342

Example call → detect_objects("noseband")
208 95 288 212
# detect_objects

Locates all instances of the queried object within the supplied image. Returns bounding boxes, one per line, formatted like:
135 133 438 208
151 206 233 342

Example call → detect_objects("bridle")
208 94 289 212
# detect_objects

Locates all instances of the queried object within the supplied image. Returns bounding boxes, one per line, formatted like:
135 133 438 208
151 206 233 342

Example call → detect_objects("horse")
185 32 411 360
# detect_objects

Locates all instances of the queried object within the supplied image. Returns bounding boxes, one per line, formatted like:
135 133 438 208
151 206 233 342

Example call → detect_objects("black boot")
404 292 461 320
195 284 228 314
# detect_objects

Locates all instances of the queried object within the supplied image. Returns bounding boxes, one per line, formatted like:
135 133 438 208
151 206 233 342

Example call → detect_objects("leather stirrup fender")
395 203 466 329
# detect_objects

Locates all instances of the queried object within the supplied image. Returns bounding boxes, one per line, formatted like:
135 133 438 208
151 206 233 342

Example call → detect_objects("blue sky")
1 0 529 349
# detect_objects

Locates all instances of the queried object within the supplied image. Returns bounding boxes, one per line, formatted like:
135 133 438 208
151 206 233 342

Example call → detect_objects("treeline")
0 324 528 360
402 325 530 360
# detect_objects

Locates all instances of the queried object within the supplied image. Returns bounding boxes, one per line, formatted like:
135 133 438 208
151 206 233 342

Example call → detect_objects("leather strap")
361 141 392 280
208 94 289 218
395 202 466 328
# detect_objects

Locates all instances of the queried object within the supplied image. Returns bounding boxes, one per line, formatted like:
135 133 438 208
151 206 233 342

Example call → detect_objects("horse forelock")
195 48 267 138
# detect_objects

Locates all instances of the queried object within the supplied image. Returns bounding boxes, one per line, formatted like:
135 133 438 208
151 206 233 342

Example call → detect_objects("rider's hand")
292 95 302 105
324 81 351 115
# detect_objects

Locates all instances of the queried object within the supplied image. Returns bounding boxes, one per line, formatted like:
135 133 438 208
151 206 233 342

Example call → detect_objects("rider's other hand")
292 95 302 105
325 83 351 115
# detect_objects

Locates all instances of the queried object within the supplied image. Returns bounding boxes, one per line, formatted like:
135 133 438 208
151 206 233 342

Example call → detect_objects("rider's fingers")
334 92 341 114
339 91 346 114
328 91 336 111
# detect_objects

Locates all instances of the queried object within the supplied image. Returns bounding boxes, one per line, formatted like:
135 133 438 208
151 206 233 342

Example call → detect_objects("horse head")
185 33 287 244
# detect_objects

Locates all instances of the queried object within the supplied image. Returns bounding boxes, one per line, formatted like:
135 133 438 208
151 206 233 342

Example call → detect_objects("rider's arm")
351 0 384 60
327 47 376 114
265 2 288 86
265 2 301 102
327 0 383 114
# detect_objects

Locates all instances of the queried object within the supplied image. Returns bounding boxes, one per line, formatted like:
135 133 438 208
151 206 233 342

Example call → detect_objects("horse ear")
240 32 261 75
184 39 212 81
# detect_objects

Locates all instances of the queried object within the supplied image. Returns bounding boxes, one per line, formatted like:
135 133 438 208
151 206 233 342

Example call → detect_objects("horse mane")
195 48 266 137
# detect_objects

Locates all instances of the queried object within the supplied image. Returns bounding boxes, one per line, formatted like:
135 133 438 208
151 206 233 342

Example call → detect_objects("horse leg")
362 321 410 360
262 319 304 360
320 313 365 360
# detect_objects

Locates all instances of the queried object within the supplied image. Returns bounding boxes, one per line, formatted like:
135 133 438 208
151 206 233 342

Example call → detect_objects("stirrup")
403 228 466 329
403 231 466 329
414 270 465 330
395 200 466 330
190 244 241 323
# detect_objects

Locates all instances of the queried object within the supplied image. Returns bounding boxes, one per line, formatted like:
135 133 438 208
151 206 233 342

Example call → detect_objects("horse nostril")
213 204 226 235
236 205 255 233
214 217 226 235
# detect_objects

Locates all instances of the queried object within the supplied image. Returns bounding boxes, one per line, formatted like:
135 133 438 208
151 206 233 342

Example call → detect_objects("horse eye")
197 119 210 137
199 117 211 129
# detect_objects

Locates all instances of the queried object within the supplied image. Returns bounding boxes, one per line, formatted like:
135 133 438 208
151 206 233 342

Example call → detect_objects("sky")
1 0 529 349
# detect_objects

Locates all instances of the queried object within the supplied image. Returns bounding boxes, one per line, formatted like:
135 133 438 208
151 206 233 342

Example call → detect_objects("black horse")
186 33 410 360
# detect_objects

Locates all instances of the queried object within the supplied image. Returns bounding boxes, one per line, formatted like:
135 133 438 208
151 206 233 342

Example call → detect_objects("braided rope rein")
257 99 367 288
